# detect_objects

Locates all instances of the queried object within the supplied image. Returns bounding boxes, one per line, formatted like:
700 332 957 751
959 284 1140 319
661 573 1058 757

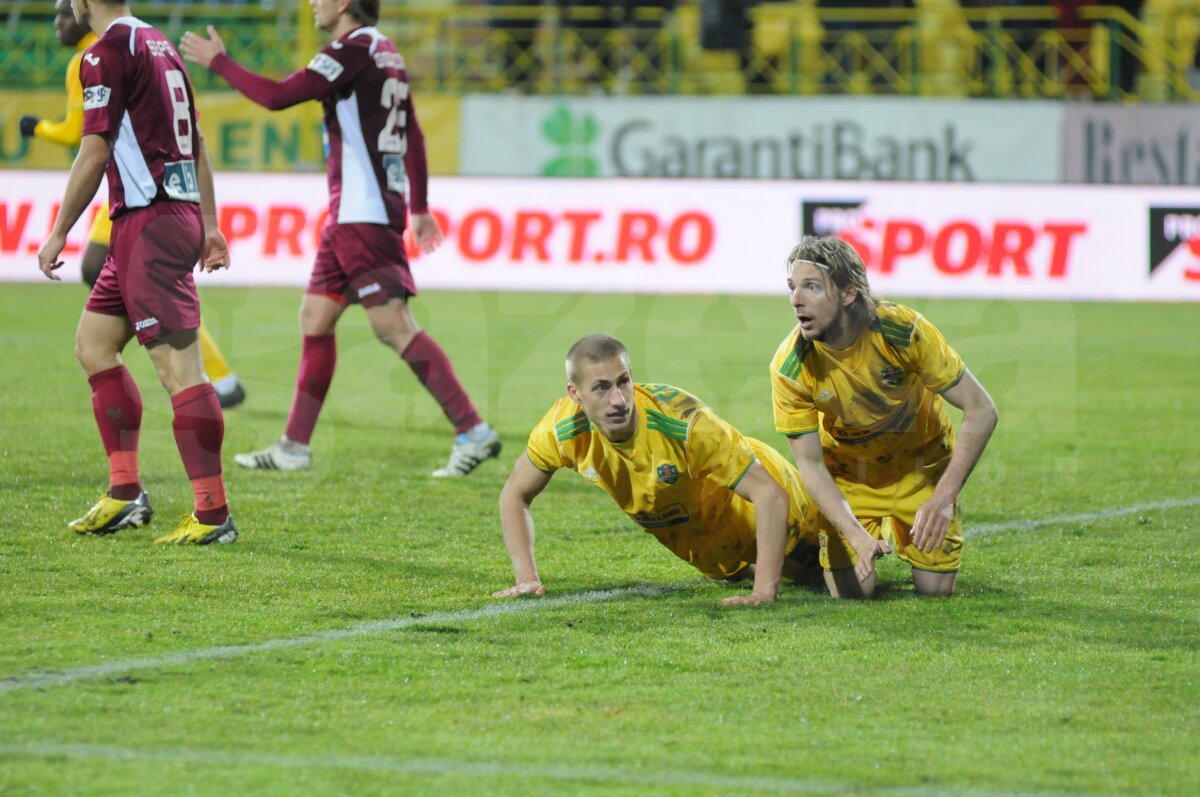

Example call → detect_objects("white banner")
1063 102 1200 185
460 95 1063 183
2 171 1197 301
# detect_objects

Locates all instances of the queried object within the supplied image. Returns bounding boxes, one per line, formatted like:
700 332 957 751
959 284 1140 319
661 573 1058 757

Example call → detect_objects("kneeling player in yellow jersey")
493 334 873 606
770 235 998 598
20 0 246 409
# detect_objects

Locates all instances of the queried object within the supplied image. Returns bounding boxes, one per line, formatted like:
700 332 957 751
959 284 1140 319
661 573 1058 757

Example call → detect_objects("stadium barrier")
0 91 461 175
0 2 1195 101
2 171 1196 301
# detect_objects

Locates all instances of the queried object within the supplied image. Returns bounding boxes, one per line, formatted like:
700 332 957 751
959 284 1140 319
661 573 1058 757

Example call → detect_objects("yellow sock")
199 323 233 382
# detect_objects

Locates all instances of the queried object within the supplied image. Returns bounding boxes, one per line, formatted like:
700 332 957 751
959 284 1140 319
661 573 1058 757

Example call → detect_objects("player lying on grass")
492 334 885 607
771 235 998 597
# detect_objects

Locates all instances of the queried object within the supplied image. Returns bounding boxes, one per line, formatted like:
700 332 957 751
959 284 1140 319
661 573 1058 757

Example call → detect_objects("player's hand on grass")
492 581 546 599
199 229 231 272
848 527 890 583
411 212 444 254
180 26 225 70
19 115 39 138
37 233 66 281
721 591 776 607
911 495 954 554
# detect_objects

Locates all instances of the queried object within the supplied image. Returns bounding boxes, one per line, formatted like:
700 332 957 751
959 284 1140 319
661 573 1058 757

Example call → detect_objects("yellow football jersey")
770 302 964 519
35 32 97 148
526 383 819 579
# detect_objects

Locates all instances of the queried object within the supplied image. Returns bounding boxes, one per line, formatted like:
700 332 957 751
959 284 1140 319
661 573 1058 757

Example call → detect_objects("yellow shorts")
87 203 112 246
819 506 963 573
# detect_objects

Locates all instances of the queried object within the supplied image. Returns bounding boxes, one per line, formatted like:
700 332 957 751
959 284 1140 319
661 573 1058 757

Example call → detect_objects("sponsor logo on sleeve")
83 86 111 110
307 53 345 82
84 53 100 66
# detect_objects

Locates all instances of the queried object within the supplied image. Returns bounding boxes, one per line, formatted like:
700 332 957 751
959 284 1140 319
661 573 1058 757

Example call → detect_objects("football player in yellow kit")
492 334 875 607
20 0 246 409
770 235 997 598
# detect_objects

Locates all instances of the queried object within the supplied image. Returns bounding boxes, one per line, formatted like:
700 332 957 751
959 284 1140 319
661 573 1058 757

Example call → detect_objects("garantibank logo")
539 104 980 180
611 120 976 181
1148 207 1200 280
540 105 599 177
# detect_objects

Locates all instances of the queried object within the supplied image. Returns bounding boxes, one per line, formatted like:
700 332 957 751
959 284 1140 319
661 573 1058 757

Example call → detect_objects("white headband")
791 258 829 271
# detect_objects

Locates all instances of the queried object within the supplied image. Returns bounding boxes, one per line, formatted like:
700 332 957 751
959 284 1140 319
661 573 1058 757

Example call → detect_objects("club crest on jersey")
656 463 680 485
880 366 904 387
83 86 111 110
307 53 344 82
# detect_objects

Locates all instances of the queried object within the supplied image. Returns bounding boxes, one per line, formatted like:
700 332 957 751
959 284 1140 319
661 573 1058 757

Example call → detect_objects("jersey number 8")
166 69 193 157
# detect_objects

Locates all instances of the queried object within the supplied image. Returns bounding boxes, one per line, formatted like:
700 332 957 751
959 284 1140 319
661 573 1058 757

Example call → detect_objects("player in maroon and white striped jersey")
37 0 238 545
181 0 501 478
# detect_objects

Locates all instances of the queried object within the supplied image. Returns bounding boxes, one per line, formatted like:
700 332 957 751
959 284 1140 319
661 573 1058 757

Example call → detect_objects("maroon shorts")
307 223 416 308
85 201 204 346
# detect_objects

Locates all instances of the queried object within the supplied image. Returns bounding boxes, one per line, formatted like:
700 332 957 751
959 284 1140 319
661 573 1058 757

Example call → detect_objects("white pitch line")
965 495 1200 538
0 741 1114 797
3 496 1196 695
0 584 677 694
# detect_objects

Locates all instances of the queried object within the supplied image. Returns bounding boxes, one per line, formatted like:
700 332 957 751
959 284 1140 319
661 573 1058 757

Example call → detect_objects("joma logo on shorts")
133 317 159 331
357 283 381 298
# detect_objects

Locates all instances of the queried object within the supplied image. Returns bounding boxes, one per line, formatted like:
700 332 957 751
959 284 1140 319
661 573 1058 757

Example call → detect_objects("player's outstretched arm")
181 25 329 111
788 433 889 596
911 369 998 553
493 453 554 599
195 129 229 273
37 133 110 281
724 461 790 607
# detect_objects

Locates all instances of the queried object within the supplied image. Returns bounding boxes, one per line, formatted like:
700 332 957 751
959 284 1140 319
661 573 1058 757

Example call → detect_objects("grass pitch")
0 283 1197 796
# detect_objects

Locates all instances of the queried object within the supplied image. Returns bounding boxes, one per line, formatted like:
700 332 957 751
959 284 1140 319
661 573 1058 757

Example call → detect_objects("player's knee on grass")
824 567 876 599
912 569 957 597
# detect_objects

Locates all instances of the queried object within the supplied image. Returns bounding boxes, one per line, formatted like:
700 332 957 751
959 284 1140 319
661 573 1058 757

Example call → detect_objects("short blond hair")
565 334 629 385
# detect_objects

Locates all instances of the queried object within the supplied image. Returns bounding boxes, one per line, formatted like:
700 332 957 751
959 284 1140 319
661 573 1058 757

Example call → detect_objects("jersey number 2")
166 69 193 156
378 77 408 154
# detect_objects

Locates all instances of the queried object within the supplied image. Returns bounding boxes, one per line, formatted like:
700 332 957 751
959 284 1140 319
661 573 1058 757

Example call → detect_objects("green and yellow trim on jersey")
872 316 915 348
645 409 689 442
777 337 814 382
554 411 591 442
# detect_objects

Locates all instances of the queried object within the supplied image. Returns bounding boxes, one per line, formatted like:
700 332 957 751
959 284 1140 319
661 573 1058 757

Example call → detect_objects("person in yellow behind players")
20 0 247 409
492 333 880 607
770 235 998 599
